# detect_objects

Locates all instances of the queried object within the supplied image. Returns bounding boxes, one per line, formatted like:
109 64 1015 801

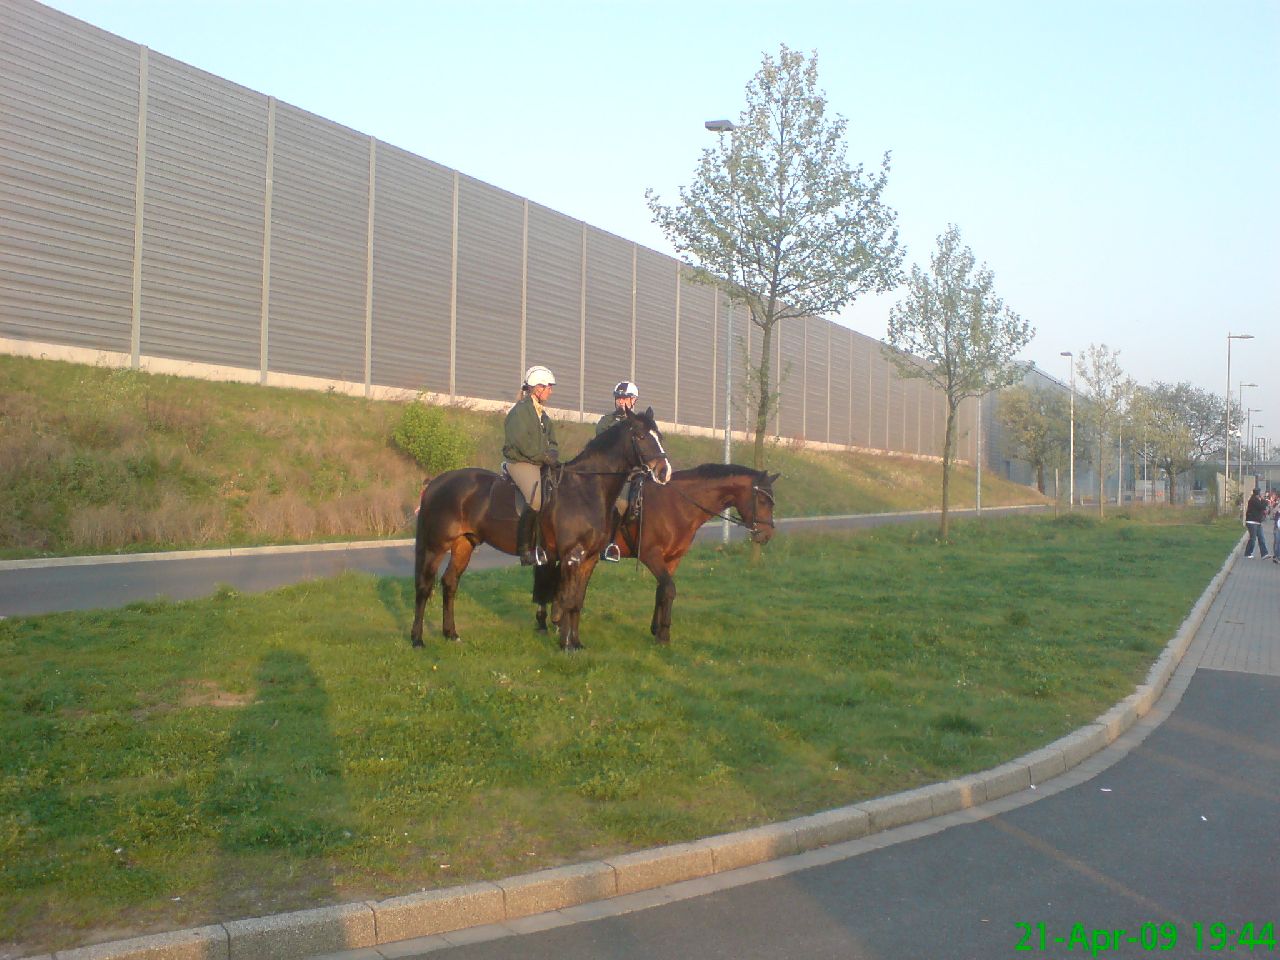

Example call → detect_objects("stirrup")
601 543 621 563
534 545 549 566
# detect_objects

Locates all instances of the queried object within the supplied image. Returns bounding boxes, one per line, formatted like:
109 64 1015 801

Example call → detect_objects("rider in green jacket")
504 365 559 565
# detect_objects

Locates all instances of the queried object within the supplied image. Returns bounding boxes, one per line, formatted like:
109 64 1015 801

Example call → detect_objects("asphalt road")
0 505 1046 617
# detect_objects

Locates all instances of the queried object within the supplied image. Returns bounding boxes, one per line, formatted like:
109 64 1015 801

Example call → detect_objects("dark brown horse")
607 463 778 644
410 407 672 650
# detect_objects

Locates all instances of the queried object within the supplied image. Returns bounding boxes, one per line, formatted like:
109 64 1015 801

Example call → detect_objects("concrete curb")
30 540 1238 960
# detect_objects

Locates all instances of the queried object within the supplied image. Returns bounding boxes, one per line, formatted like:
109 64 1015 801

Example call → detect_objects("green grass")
0 354 1042 558
0 513 1236 953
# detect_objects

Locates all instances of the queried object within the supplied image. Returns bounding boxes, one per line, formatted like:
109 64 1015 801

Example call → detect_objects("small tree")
1075 344 1131 518
648 44 903 471
1130 382 1222 503
995 384 1069 495
885 225 1034 539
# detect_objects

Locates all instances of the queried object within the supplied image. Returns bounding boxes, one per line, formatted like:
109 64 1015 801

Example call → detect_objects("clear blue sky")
43 0 1280 446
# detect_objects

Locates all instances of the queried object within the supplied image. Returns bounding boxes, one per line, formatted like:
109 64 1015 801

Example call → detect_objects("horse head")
626 407 673 484
736 470 779 544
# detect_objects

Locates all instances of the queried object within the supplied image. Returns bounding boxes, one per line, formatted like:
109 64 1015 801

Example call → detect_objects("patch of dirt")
178 679 257 709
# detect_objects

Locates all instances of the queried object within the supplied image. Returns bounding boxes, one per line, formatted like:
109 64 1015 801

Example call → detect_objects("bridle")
674 479 776 536
557 422 670 482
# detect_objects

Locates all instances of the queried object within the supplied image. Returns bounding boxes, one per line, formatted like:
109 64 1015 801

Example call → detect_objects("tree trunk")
1036 462 1046 494
940 401 957 540
751 321 774 472
1097 438 1106 518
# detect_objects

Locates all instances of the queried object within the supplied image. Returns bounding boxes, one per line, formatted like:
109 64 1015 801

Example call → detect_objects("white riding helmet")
523 365 556 388
613 380 639 399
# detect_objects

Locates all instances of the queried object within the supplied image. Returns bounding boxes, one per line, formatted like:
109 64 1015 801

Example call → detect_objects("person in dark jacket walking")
504 365 559 565
1244 488 1269 559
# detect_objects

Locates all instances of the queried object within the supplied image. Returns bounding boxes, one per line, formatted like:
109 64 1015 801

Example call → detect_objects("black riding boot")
516 507 538 566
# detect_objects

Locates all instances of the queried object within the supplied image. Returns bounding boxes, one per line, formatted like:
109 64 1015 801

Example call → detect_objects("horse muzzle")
647 458 673 485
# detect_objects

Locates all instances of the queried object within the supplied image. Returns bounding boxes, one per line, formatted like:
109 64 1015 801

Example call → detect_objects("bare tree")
648 44 903 470
885 225 1034 539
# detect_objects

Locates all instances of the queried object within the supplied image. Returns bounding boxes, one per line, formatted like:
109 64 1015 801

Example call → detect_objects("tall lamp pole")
1242 406 1261 492
1225 334 1254 510
1060 351 1074 508
705 118 737 544
1239 376 1257 492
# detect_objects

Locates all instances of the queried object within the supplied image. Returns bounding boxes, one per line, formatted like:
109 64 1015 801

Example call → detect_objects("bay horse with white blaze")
409 407 672 650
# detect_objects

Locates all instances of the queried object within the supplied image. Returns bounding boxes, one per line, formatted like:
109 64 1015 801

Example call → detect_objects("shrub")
391 400 472 476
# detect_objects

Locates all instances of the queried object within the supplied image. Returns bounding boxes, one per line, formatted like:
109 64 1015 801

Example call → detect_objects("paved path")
317 543 1277 960
0 505 1044 617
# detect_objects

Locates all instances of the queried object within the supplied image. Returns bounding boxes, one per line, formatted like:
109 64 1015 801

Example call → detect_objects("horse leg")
440 538 475 642
411 547 445 648
532 562 558 632
651 562 676 645
556 553 598 651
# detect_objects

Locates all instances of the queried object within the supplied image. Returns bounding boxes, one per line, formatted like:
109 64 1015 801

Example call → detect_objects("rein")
670 481 776 533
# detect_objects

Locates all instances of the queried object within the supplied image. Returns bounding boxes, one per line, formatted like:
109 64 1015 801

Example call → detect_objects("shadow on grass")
204 649 353 923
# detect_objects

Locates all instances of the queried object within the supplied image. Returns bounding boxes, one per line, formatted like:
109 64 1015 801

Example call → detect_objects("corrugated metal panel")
829 324 850 445
0 1 138 351
850 332 873 447
583 227 632 414
372 144 454 393
890 363 911 453
140 52 265 368
526 202 581 410
633 247 676 416
456 177 523 402
677 269 714 429
957 396 976 463
868 348 890 450
906 378 923 454
927 387 945 457
804 317 829 443
743 317 765 441
268 103 367 382
777 321 804 440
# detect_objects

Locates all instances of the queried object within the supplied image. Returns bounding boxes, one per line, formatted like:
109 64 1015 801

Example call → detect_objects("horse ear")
644 406 655 421
768 472 781 483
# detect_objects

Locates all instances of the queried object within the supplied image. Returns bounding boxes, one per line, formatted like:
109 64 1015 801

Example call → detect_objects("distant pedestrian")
1244 488 1269 559
1270 492 1280 565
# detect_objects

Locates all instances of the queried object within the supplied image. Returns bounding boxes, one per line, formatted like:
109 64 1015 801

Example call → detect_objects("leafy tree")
647 44 903 471
885 225 1034 539
995 384 1069 495
1075 344 1132 518
1130 381 1224 503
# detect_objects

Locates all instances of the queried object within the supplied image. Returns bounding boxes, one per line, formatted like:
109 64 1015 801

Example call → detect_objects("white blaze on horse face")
647 429 673 484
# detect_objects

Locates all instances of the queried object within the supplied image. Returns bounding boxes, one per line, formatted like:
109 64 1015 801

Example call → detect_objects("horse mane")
569 409 658 464
676 462 764 481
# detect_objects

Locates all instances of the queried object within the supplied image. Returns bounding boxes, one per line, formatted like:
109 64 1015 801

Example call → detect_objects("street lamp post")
1244 408 1261 490
705 118 737 544
1060 351 1074 508
1225 334 1254 510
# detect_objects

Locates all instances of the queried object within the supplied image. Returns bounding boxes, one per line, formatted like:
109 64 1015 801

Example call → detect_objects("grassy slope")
0 354 1044 558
